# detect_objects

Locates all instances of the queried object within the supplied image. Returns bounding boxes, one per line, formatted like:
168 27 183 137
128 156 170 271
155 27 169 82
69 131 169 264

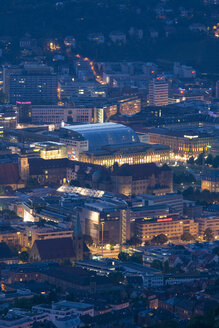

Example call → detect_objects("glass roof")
63 123 140 150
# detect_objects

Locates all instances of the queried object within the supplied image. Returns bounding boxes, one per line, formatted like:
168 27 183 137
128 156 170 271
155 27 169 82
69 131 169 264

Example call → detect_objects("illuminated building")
30 141 67 160
112 163 173 196
31 105 65 124
31 105 99 124
59 122 140 160
79 143 170 167
201 171 219 193
58 78 107 100
147 128 215 156
19 157 69 185
0 105 17 129
55 123 170 164
3 65 58 104
78 198 130 244
135 217 199 242
149 76 169 106
118 96 141 116
16 101 32 123
196 216 219 237
31 102 117 124
140 193 183 215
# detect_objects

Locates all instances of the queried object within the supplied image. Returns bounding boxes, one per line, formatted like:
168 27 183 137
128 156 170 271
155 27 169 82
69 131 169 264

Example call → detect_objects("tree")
130 254 143 264
195 153 204 166
181 232 194 242
108 271 124 284
205 154 213 166
83 234 93 246
127 236 141 246
70 180 80 187
151 259 163 270
203 228 214 242
187 156 195 165
118 252 129 262
213 247 219 256
213 156 219 168
151 234 168 245
19 251 29 263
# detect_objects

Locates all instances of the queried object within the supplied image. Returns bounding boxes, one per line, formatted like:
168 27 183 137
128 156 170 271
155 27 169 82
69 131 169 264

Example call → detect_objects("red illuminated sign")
16 101 31 105
157 218 172 222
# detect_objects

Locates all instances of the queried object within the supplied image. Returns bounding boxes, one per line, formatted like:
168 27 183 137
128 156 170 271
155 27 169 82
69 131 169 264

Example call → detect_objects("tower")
73 213 84 261
18 154 29 182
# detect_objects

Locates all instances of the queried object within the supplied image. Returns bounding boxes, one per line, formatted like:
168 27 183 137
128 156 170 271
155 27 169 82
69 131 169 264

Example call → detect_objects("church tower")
73 213 84 261
18 154 29 182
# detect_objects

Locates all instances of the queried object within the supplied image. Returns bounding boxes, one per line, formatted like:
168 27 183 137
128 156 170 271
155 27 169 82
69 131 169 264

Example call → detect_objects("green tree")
195 153 204 166
108 271 124 284
203 228 214 242
213 247 219 256
130 254 143 264
213 156 219 168
118 252 129 262
151 234 168 245
19 251 29 263
83 234 93 246
205 154 213 166
127 236 141 246
181 232 194 242
151 259 163 270
187 156 195 165
70 180 80 187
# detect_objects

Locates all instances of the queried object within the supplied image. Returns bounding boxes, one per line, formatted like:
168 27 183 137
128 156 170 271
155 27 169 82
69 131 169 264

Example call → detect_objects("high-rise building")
149 76 169 106
3 65 58 104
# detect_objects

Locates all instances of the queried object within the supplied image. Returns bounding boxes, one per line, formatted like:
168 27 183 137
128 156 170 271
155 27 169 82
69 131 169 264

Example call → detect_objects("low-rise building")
33 300 94 318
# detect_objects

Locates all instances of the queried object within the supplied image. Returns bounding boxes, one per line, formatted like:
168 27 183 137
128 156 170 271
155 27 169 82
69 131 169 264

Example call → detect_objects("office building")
196 216 219 237
148 76 169 106
147 128 215 156
78 198 130 244
0 105 17 129
16 101 32 123
58 78 107 100
3 65 58 104
140 193 183 215
135 217 199 242
201 170 219 193
30 141 67 160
